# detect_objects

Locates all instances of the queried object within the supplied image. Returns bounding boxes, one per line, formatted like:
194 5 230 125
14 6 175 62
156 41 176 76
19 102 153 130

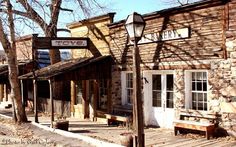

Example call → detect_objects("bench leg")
206 127 214 140
206 130 210 140
174 127 178 136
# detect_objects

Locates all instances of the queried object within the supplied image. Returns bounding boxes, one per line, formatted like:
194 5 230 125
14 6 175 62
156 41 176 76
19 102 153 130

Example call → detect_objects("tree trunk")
0 0 27 123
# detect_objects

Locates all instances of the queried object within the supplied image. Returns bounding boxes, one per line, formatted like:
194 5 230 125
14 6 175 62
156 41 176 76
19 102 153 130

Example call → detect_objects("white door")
143 71 175 128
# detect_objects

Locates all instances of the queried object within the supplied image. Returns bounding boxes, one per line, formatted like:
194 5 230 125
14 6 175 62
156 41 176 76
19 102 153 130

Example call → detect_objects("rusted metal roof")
18 55 113 80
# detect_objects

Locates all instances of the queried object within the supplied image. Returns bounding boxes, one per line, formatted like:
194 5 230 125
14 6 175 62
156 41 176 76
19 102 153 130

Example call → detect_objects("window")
98 79 108 110
152 75 161 107
186 71 208 111
76 81 83 104
166 75 174 108
191 72 207 111
121 72 133 105
126 73 133 104
152 74 174 108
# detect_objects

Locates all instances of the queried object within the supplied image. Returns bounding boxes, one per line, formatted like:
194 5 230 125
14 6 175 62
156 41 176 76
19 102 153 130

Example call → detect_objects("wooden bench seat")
173 120 215 139
104 105 132 129
105 113 131 128
173 109 219 140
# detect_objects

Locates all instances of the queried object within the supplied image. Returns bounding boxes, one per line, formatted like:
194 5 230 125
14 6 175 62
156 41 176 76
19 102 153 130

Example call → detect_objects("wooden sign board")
130 27 190 45
32 37 89 49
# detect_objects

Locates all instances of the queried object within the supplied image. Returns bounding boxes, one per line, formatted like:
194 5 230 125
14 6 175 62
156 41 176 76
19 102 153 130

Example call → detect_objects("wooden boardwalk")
0 109 235 146
145 128 236 147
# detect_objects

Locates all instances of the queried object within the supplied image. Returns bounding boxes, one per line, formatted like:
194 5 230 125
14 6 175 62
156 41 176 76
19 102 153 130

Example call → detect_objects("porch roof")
0 60 34 84
18 55 113 80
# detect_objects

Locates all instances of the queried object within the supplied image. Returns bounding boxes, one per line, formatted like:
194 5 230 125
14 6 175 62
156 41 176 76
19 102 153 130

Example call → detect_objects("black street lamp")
125 12 145 147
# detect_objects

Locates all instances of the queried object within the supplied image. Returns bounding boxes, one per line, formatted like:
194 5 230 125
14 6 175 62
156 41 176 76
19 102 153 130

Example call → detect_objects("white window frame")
121 71 133 105
185 70 208 111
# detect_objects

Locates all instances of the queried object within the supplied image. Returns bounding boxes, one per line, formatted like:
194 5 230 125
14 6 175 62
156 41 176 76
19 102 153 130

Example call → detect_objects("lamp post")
125 12 145 147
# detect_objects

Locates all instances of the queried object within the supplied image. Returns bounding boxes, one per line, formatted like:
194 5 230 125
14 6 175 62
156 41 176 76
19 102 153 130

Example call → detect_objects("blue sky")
110 0 171 21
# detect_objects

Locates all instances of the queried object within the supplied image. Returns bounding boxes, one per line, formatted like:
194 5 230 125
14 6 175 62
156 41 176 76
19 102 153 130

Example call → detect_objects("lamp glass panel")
125 24 135 38
134 24 144 38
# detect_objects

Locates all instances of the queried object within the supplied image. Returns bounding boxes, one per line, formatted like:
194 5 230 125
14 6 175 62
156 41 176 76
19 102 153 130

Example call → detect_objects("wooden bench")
173 110 219 140
105 114 131 128
105 105 132 129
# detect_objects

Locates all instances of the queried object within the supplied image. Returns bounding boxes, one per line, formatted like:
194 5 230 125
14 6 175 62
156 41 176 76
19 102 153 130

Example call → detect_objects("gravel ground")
0 117 94 147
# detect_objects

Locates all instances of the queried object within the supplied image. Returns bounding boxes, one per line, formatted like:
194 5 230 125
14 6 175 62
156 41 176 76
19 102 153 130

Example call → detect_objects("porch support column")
107 79 112 113
33 79 38 123
49 79 54 127
4 84 8 101
0 84 3 102
71 81 76 117
20 80 24 107
93 80 98 121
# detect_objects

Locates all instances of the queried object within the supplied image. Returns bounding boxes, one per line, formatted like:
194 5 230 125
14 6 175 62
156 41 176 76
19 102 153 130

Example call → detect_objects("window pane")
204 93 207 101
203 72 207 80
126 73 133 88
192 82 196 90
192 102 197 109
203 102 207 111
196 72 202 81
198 93 203 101
167 75 173 91
153 91 161 107
203 82 207 91
197 82 202 91
192 93 197 101
153 75 161 90
167 92 173 108
198 102 203 110
127 89 133 104
192 72 196 80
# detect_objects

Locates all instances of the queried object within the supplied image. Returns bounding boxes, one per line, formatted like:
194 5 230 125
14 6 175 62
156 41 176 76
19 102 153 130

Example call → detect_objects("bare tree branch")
17 0 48 34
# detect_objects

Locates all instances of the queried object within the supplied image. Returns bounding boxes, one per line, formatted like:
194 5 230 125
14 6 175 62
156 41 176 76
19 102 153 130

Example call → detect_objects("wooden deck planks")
145 128 236 147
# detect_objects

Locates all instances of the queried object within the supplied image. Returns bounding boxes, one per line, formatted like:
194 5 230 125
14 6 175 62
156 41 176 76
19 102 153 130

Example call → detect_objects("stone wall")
111 65 122 106
206 0 236 136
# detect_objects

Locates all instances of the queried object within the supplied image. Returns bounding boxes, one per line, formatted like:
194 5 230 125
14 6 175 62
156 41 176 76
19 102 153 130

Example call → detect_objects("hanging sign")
51 39 87 47
32 36 89 49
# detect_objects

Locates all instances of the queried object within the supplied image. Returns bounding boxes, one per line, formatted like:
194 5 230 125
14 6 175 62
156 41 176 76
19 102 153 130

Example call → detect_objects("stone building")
107 0 236 135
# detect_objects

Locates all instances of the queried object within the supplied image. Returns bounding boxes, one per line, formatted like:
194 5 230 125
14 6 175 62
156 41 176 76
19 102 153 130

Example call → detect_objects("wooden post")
20 80 24 107
0 84 3 102
93 80 98 120
71 81 76 117
107 79 112 113
4 84 8 101
49 79 54 127
133 38 144 147
33 80 38 123
84 80 89 118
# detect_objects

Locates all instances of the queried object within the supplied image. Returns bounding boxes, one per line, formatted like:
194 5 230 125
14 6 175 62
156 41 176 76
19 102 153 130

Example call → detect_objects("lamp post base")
133 133 145 147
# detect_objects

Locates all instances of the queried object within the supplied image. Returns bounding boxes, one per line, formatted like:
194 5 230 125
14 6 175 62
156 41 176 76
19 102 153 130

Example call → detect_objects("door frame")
143 70 175 128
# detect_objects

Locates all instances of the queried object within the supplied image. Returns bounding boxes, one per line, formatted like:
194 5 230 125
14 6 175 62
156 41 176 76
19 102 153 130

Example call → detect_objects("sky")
109 0 171 21
0 0 184 50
